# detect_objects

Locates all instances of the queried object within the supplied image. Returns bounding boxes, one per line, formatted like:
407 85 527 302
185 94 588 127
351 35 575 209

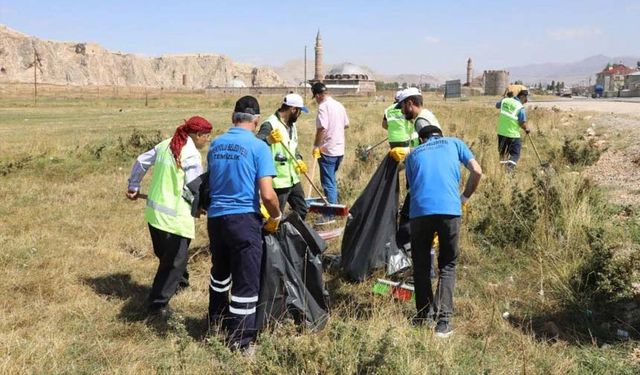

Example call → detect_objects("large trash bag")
340 155 401 282
255 213 329 332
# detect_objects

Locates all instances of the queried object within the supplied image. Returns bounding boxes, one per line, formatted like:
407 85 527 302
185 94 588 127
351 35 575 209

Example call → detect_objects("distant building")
621 71 640 97
596 63 636 93
312 30 375 94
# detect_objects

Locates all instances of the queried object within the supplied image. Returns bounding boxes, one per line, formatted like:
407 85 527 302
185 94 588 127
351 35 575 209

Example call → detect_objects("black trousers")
147 224 190 309
208 213 263 349
410 215 460 323
275 182 308 220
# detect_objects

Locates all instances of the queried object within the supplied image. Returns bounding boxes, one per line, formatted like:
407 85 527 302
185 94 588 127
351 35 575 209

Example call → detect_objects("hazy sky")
1 0 639 75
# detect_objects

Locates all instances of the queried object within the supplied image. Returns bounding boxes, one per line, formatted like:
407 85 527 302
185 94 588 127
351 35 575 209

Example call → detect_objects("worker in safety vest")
495 86 531 170
126 116 213 319
257 93 309 220
207 96 281 353
389 87 443 249
382 90 418 148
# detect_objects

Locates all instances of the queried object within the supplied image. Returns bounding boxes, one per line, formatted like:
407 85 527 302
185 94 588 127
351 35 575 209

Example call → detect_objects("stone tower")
466 58 473 86
314 30 323 82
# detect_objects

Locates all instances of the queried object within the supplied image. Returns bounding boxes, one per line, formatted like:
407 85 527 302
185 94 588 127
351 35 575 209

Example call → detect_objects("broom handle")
527 133 544 165
371 137 388 150
279 142 330 205
306 160 317 198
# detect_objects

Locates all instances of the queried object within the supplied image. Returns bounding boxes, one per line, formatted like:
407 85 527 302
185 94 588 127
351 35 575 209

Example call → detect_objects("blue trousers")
208 213 263 349
318 154 343 204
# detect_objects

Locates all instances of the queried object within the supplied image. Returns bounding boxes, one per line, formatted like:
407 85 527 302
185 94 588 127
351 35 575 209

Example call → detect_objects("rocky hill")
0 24 283 88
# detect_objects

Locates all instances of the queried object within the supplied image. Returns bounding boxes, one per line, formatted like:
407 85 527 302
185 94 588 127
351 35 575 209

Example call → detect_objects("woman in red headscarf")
126 116 212 319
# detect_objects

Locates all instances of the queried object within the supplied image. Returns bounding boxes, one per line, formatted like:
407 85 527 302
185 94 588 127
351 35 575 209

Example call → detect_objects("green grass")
0 91 638 374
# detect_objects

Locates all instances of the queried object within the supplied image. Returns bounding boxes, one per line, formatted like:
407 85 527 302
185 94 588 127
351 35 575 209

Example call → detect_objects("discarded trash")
372 279 415 302
502 311 510 320
616 329 630 340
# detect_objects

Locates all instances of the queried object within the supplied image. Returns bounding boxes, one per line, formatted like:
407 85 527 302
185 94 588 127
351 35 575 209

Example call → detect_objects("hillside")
0 24 283 88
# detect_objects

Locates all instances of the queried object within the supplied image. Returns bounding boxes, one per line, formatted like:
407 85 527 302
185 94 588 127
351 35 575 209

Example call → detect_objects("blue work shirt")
405 136 475 218
496 97 527 123
207 127 276 217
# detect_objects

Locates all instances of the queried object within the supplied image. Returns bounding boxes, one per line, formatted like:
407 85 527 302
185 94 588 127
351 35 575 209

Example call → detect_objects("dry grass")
1 88 639 374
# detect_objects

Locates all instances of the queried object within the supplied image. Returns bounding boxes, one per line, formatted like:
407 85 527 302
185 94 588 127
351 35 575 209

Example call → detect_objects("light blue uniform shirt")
207 127 276 217
405 136 475 218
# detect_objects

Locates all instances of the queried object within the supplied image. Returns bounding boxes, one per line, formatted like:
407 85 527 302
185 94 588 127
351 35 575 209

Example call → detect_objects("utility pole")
304 45 307 101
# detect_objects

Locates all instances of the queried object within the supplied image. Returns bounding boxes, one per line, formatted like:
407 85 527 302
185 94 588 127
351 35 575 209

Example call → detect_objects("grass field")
1 89 639 374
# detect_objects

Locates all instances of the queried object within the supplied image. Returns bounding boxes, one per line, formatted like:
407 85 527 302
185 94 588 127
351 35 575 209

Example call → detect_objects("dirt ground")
532 99 640 206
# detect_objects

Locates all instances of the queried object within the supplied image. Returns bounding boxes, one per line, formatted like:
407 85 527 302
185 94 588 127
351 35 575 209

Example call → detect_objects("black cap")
233 95 260 115
418 125 443 140
311 82 327 96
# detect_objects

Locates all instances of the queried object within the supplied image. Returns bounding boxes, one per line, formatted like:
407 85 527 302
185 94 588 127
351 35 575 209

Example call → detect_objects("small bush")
562 137 601 166
573 228 640 303
117 128 163 158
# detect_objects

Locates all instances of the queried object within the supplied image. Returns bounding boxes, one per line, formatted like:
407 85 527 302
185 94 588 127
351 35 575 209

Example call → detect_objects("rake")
356 138 388 161
527 133 555 175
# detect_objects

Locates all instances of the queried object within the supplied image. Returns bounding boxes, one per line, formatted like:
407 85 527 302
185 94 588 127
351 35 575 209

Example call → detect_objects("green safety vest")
384 104 414 144
144 139 195 239
497 97 524 138
265 113 300 189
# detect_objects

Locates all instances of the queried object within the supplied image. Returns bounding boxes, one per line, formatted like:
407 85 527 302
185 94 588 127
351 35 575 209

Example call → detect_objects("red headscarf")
169 116 212 168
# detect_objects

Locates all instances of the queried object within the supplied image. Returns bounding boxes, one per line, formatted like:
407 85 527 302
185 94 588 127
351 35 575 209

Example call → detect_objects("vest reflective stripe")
497 97 524 138
266 114 300 189
385 104 413 143
144 139 196 239
231 295 259 303
229 306 257 315
146 198 178 217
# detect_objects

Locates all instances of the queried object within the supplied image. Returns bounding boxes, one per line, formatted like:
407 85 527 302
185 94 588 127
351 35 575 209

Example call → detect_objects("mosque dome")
325 63 371 80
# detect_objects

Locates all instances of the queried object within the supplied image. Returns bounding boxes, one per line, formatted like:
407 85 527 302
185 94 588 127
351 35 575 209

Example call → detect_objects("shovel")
356 138 388 161
527 133 555 175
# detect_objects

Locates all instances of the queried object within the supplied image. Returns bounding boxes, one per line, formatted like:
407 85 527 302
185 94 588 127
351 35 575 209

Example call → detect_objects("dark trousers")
208 213 263 348
410 215 460 323
498 135 522 169
275 182 308 220
147 224 190 309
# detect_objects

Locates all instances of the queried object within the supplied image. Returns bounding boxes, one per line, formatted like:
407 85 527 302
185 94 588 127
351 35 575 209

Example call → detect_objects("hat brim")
300 106 309 113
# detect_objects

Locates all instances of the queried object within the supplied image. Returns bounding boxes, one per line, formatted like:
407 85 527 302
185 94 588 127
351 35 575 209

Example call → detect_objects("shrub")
562 137 601 166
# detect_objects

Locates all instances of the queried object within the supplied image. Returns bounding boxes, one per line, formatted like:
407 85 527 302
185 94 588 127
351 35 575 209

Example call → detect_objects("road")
529 97 640 117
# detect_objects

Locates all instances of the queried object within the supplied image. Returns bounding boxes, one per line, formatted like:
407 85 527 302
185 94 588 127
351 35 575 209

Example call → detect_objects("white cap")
394 90 403 102
283 93 309 113
395 87 422 108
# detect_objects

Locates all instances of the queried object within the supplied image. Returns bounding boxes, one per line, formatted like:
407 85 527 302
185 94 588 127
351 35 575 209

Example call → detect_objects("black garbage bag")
256 214 329 332
340 155 401 282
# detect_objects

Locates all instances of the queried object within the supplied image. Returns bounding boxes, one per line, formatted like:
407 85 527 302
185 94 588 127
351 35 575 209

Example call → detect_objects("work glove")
260 203 270 219
263 215 282 233
460 193 470 215
432 234 439 248
296 160 308 174
389 147 410 162
312 147 321 159
267 129 283 144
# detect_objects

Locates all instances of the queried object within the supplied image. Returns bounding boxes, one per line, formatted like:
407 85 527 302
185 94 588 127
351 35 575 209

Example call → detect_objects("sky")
1 0 639 76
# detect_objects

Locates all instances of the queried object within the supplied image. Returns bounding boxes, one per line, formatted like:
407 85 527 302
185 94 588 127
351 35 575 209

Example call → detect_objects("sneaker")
434 320 454 338
411 314 436 328
146 305 174 323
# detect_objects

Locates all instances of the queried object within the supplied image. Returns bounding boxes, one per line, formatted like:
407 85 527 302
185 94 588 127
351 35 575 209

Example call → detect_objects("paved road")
529 98 640 117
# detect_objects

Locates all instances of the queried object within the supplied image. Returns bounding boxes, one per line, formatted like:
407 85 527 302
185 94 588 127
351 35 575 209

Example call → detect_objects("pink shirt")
316 96 349 156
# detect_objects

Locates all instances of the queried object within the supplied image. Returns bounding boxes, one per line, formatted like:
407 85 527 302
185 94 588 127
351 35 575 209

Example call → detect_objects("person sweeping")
126 116 213 320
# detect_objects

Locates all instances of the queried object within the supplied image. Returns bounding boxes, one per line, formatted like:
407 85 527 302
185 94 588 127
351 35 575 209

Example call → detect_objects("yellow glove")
389 147 410 162
296 160 308 174
267 129 283 144
264 215 282 233
312 148 321 159
432 234 439 248
460 193 470 216
260 203 270 219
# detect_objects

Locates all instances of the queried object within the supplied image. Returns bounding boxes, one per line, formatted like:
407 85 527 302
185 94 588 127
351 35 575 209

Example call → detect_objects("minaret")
314 30 323 82
466 58 473 86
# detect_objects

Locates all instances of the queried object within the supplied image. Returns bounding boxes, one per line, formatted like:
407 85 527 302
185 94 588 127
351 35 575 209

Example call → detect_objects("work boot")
146 305 174 323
